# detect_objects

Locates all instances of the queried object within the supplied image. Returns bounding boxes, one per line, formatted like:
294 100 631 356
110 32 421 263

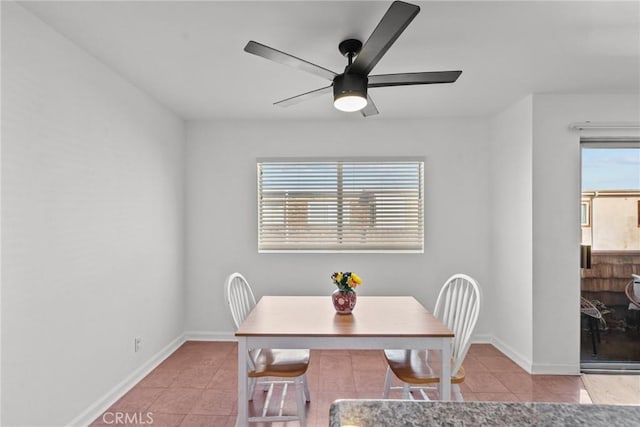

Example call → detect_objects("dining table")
234 295 454 426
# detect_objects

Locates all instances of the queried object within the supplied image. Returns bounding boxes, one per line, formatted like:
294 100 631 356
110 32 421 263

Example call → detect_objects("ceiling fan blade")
361 95 379 117
348 1 420 76
274 85 333 108
368 71 462 87
244 41 337 81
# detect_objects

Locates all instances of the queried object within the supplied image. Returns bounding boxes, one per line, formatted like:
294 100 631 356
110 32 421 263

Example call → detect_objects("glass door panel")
580 144 640 371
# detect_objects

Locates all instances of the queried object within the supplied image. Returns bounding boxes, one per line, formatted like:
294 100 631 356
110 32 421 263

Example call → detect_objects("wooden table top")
235 296 453 338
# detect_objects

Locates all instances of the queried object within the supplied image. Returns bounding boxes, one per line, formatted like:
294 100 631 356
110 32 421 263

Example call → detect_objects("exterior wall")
582 252 640 307
587 195 640 251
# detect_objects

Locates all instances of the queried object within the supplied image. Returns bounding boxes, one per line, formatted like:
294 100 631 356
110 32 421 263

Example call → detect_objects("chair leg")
402 383 411 399
453 384 464 401
383 367 393 398
248 377 257 401
294 376 307 427
302 374 311 402
589 317 598 355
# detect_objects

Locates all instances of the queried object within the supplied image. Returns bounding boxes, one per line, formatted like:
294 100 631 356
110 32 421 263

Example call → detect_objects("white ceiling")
20 1 640 120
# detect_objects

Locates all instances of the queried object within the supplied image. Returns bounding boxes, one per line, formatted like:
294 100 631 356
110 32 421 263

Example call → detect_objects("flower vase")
332 289 357 314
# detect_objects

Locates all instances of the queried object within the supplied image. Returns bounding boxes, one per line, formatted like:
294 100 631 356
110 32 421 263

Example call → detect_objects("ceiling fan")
244 1 462 117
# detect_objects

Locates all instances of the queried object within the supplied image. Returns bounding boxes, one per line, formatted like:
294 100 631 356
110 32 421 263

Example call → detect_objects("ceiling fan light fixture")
333 74 368 112
334 94 367 112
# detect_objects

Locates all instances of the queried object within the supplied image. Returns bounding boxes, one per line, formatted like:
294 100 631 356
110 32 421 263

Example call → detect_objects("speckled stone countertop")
329 399 640 426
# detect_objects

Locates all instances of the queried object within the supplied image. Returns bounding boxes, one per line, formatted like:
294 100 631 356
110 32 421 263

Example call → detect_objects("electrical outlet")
134 337 142 353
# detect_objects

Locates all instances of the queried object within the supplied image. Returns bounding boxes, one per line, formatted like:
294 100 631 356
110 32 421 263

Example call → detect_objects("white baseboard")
471 333 493 344
175 332 578 376
486 336 579 375
184 330 235 342
489 335 534 373
67 334 186 427
530 362 581 375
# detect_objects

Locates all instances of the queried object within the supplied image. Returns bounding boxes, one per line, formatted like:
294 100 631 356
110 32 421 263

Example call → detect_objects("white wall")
530 94 640 373
1 3 185 425
488 95 534 371
487 93 639 374
185 119 492 340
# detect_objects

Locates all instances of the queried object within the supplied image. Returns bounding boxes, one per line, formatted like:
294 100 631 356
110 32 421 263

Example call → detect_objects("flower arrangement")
331 272 362 293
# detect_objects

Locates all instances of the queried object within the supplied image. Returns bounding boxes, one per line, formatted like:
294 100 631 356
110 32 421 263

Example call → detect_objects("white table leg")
237 337 248 427
440 338 451 401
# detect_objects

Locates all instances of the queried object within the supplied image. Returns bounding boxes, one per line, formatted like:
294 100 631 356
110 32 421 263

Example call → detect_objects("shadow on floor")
581 312 640 364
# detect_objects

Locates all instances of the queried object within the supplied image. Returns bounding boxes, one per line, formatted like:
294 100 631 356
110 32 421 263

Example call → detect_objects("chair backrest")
433 274 481 377
626 279 640 310
225 272 257 329
580 296 603 319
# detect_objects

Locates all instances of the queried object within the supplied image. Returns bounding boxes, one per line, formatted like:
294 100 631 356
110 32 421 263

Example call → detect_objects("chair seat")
384 349 465 385
249 349 310 378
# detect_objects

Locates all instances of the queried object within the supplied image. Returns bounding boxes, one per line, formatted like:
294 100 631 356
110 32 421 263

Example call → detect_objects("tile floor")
91 341 591 426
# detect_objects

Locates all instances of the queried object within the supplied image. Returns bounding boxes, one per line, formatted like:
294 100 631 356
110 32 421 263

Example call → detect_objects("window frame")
256 157 425 253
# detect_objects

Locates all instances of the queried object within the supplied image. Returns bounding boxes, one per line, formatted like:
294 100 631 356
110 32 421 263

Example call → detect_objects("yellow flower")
346 273 362 288
332 271 362 292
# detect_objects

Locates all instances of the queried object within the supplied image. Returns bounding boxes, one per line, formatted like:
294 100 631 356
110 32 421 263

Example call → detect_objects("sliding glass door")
580 141 640 372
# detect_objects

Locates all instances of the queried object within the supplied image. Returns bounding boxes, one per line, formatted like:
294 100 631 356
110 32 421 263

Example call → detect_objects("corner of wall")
487 95 535 370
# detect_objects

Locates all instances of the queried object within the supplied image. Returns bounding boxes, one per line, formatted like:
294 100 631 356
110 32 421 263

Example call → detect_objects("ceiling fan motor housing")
333 73 368 101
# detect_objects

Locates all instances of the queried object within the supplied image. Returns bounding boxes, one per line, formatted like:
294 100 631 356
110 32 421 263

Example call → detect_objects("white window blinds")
257 158 424 252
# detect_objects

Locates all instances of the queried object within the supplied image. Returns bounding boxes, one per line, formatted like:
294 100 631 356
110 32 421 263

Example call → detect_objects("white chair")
225 272 311 425
382 273 481 401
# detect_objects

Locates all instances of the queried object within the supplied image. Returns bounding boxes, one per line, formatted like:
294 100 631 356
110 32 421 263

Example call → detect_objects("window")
257 158 424 252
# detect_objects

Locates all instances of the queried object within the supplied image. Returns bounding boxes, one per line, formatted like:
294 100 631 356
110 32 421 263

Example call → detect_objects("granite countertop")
330 399 640 426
